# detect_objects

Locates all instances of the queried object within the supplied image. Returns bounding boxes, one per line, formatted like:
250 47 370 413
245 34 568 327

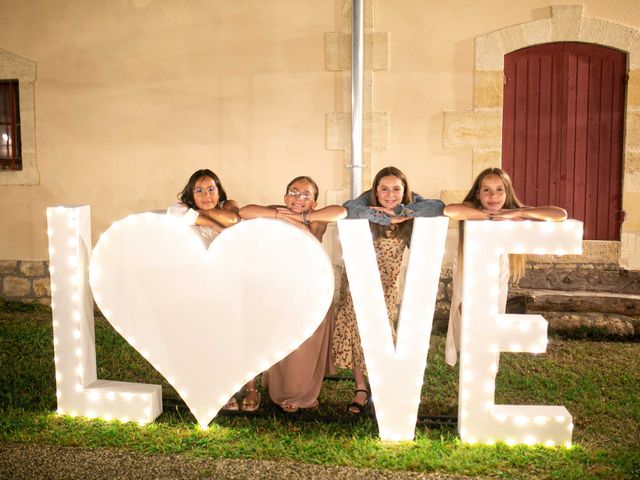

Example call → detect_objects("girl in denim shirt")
331 166 444 414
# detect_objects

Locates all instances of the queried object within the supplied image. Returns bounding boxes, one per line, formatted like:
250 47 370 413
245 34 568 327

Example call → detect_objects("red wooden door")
502 42 626 240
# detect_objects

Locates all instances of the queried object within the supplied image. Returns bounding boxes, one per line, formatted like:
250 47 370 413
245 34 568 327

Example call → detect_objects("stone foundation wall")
2 259 637 321
1 258 458 316
0 260 51 305
520 262 640 294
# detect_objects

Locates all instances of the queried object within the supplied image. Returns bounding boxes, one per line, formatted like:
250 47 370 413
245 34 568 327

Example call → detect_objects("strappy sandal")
240 388 262 412
347 389 370 415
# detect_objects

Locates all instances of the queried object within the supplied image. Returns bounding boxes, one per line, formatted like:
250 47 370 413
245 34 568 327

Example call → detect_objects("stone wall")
1 257 457 318
519 261 640 294
515 261 640 339
3 258 637 302
0 256 640 338
0 260 51 305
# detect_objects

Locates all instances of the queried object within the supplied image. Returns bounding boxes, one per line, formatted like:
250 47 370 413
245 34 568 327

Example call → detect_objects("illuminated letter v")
337 217 449 441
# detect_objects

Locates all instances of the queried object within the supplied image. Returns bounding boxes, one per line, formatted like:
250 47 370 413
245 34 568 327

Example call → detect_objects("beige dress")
262 308 336 408
332 234 407 376
262 223 337 408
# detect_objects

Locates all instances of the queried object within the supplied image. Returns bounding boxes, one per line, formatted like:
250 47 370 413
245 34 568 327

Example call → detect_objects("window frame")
0 79 23 171
0 48 37 186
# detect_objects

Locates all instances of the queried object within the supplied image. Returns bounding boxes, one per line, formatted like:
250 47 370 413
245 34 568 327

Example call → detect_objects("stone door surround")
443 5 640 270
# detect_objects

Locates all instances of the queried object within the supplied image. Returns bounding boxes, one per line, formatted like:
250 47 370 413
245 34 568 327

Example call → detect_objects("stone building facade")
442 5 640 270
1 2 639 326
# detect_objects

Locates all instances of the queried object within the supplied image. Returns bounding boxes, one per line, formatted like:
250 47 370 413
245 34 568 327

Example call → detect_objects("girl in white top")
443 167 567 366
168 168 239 244
168 169 260 412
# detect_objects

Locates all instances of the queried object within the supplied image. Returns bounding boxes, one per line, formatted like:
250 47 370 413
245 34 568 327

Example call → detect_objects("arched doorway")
502 42 626 240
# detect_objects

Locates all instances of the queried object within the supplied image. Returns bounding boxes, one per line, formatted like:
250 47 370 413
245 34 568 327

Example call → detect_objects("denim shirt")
344 190 445 226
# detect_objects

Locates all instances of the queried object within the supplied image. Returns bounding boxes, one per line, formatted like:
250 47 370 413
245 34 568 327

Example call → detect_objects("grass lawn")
0 301 638 479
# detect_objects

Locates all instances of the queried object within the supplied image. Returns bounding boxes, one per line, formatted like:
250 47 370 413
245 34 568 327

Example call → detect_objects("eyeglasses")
287 189 314 201
193 186 218 196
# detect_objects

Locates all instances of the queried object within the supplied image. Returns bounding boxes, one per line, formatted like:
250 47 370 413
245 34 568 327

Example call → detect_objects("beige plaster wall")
2 1 640 263
0 0 339 259
374 0 640 194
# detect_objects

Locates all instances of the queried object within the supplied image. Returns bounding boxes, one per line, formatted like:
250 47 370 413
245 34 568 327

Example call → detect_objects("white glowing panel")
338 217 449 441
47 206 162 425
459 220 583 446
89 213 334 428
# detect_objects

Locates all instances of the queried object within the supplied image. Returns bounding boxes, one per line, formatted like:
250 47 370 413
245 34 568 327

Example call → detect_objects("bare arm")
489 206 567 221
239 204 313 233
168 202 224 232
240 203 347 238
241 204 346 223
239 204 279 220
200 200 240 227
193 214 224 232
305 205 347 240
306 205 347 223
443 202 489 220
277 205 347 230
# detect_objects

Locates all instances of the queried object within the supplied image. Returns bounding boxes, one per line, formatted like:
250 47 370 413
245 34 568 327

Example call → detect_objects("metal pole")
350 0 364 199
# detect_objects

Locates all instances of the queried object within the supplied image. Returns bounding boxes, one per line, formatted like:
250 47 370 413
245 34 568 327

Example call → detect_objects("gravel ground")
0 442 479 480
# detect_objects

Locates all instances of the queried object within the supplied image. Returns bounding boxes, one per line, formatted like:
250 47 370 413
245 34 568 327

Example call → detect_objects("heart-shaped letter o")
89 213 334 427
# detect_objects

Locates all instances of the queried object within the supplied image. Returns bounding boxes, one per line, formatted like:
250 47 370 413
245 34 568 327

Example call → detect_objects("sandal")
222 396 239 411
347 389 370 415
281 399 319 414
240 388 262 412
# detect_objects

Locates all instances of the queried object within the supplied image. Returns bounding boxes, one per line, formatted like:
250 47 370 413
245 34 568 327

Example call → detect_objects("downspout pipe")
349 0 364 199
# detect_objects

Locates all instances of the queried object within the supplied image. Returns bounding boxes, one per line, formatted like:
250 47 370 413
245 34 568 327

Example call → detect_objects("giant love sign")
47 205 583 445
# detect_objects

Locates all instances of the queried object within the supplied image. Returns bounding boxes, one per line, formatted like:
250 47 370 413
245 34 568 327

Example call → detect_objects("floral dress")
331 233 407 376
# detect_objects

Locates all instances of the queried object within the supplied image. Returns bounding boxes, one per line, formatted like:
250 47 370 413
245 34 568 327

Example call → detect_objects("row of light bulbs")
47 208 581 445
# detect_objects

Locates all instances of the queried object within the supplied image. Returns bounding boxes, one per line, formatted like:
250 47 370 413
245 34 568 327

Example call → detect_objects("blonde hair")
459 167 526 283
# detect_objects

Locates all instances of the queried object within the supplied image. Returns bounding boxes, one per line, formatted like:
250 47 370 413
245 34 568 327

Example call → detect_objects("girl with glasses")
168 169 260 412
168 169 239 244
239 175 347 413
